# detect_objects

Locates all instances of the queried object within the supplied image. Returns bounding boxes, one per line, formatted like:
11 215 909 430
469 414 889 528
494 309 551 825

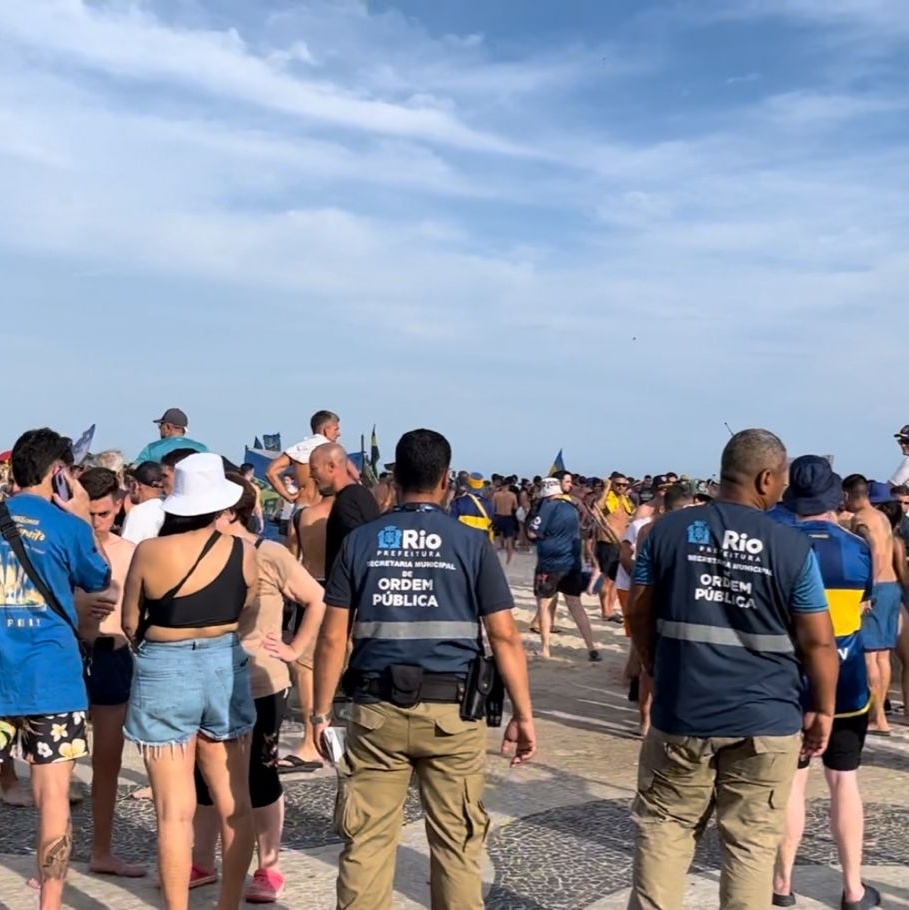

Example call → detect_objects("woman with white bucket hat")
122 452 258 909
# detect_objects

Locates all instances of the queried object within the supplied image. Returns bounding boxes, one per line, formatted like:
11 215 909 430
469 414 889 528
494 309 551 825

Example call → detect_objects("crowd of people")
1 408 909 910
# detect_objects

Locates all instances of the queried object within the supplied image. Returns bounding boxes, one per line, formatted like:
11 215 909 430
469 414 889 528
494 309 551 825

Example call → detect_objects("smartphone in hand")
53 471 71 503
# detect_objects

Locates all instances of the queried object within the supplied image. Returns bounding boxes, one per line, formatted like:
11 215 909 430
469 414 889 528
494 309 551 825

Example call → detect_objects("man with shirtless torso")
592 473 635 621
279 493 334 771
266 410 359 552
75 468 145 877
492 478 519 565
633 474 671 522
843 475 901 734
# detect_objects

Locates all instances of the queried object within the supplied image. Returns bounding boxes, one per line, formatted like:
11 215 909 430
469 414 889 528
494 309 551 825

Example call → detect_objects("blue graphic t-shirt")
0 494 111 715
530 498 581 573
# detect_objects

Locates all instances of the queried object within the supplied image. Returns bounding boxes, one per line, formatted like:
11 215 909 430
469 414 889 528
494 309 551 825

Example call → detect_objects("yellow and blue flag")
548 449 565 477
370 425 380 472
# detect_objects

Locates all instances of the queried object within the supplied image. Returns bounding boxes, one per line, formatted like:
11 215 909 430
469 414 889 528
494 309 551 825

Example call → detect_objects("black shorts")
195 689 288 809
534 568 585 599
493 515 518 539
0 712 89 765
798 711 868 772
87 643 134 707
595 541 621 580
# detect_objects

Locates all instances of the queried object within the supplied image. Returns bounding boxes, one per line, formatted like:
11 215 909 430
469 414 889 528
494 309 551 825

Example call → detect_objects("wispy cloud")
1 0 908 473
0 1 526 155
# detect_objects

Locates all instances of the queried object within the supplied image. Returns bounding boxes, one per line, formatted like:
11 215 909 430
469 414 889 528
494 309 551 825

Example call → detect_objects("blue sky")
2 0 908 478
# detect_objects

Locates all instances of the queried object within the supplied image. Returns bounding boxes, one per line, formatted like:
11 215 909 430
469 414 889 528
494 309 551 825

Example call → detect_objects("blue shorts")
862 582 902 652
494 515 518 539
87 644 133 707
124 633 255 748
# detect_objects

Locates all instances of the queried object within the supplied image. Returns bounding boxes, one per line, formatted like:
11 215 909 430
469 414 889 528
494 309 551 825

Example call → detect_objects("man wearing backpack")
449 473 494 541
0 428 111 910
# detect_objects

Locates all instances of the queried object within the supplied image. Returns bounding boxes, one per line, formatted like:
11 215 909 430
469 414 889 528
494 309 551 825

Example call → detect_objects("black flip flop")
276 755 323 774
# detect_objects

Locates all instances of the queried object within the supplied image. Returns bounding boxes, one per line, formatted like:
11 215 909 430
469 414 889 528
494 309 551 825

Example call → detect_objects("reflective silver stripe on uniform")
352 620 480 641
656 620 795 654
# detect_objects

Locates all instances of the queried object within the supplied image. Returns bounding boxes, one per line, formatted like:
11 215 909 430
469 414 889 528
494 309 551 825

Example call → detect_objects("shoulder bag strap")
0 501 81 640
466 494 491 524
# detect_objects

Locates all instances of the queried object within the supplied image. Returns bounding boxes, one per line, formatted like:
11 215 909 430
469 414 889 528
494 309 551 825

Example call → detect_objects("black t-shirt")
325 485 381 578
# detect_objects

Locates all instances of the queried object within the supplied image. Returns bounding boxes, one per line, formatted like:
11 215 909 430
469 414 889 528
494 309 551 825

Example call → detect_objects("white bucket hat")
163 453 244 517
539 477 563 498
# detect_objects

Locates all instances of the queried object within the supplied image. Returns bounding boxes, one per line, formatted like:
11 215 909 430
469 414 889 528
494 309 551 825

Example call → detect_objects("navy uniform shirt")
324 503 513 676
530 497 581 573
633 501 828 737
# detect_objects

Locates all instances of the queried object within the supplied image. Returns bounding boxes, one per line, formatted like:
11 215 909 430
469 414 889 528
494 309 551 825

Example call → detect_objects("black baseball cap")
651 474 671 492
895 424 909 440
128 461 164 488
154 408 188 428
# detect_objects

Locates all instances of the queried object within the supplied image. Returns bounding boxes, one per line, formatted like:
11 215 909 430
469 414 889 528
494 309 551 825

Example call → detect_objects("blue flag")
253 436 263 450
262 433 282 452
548 449 565 477
71 424 96 465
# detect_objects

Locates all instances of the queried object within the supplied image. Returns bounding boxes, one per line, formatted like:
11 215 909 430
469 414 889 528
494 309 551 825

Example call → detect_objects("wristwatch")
310 713 330 726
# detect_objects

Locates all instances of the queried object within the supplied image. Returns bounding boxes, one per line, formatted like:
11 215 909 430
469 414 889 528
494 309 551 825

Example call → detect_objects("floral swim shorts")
0 712 89 765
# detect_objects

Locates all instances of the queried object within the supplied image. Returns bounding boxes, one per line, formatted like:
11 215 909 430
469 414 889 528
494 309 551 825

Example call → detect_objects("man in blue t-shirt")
527 477 601 662
0 428 111 910
625 429 839 910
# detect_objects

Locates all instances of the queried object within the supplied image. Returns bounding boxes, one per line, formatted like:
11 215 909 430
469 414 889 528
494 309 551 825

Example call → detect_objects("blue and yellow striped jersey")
785 516 872 717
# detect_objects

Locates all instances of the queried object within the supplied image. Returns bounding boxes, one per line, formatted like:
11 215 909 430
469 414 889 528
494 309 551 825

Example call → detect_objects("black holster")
460 655 503 726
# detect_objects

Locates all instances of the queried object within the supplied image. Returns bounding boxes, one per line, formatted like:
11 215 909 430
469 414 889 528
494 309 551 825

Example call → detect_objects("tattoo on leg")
40 823 72 882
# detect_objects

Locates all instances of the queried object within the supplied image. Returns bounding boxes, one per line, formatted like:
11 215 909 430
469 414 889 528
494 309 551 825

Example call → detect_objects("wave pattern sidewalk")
2 553 909 908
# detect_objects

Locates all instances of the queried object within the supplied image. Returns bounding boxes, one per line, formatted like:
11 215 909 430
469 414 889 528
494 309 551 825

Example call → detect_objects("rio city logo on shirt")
687 521 711 545
376 526 443 555
377 526 403 549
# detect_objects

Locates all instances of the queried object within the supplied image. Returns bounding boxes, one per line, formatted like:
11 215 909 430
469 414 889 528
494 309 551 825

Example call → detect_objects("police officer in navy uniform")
311 428 535 910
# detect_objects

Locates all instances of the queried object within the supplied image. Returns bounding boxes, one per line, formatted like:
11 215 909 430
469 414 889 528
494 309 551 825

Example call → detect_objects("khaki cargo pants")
334 700 490 910
627 728 801 910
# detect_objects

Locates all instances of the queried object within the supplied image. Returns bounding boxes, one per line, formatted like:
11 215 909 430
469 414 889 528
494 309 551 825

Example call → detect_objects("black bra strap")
159 531 222 604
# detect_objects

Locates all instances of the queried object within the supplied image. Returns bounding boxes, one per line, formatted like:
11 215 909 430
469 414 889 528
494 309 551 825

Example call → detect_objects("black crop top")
141 532 247 633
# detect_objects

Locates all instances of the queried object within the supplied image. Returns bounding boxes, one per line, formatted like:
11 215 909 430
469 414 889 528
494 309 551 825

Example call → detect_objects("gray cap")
153 407 188 428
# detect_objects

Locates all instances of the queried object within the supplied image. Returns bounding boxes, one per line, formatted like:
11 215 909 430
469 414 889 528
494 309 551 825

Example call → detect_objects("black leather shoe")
841 884 882 910
772 893 796 907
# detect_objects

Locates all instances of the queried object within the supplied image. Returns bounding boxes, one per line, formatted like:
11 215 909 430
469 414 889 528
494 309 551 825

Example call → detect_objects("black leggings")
194 689 288 810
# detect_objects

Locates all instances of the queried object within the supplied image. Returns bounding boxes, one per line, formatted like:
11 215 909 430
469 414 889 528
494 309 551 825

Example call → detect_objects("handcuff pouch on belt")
388 665 424 708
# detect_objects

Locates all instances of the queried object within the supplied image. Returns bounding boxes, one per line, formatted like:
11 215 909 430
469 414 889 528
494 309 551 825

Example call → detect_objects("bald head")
719 428 788 510
311 443 346 467
310 442 350 496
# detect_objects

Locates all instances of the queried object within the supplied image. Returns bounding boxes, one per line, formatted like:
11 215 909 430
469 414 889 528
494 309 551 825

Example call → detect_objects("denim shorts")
862 582 902 651
124 633 255 749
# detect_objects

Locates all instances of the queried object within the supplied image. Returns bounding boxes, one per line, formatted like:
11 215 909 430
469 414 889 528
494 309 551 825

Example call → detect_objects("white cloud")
0 1 526 155
1 0 908 473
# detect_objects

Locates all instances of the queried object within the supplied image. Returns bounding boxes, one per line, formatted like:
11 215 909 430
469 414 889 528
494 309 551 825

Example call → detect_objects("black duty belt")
357 673 466 705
